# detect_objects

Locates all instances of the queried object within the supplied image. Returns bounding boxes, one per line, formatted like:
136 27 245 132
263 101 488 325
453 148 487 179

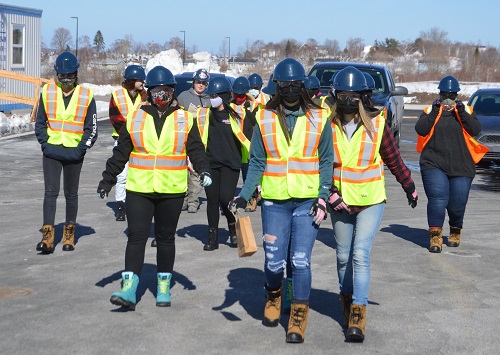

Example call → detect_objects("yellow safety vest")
229 103 251 163
110 88 144 137
331 113 386 206
196 107 251 154
256 108 328 200
126 108 194 194
43 82 93 147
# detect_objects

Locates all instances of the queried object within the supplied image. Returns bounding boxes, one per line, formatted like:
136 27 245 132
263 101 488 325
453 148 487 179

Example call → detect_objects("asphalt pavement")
0 107 499 355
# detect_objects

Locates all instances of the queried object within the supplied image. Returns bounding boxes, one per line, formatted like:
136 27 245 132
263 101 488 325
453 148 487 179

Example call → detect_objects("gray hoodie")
177 87 211 117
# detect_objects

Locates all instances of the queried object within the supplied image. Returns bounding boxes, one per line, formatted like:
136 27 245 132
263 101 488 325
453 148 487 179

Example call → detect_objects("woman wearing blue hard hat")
328 66 418 342
415 75 481 254
230 58 333 344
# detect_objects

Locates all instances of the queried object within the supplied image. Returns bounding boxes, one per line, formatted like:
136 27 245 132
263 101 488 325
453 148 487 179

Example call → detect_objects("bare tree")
324 38 340 56
346 37 364 59
419 27 448 44
145 41 162 55
110 37 133 58
165 36 183 53
250 40 265 57
51 27 73 53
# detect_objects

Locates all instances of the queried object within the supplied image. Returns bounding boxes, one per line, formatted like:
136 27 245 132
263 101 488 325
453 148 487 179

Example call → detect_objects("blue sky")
9 0 500 53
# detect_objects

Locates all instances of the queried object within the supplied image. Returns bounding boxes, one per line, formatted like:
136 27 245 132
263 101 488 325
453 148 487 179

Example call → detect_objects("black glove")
455 100 465 113
199 172 212 187
309 198 327 225
97 187 109 199
228 196 247 213
432 99 441 112
407 192 418 209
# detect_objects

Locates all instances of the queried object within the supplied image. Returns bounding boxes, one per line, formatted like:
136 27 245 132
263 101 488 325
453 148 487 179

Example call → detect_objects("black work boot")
203 228 219 251
228 223 237 248
116 201 126 221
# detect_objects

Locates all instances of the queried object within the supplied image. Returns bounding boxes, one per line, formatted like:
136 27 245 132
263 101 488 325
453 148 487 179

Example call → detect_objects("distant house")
0 3 43 111
88 59 126 75
228 57 258 72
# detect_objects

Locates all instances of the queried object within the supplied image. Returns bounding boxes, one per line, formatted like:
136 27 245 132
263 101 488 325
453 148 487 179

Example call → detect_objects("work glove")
328 192 350 212
309 198 327 226
432 99 441 112
199 172 212 187
228 196 247 213
407 191 418 209
455 100 465 113
97 187 109 199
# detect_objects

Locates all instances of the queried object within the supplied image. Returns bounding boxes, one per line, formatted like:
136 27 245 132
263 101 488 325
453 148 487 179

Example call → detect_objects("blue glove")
97 188 109 199
199 172 212 187
229 196 247 213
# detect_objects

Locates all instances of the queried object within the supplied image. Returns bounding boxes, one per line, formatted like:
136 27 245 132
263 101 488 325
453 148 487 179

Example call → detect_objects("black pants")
125 191 183 275
42 155 83 226
205 166 240 229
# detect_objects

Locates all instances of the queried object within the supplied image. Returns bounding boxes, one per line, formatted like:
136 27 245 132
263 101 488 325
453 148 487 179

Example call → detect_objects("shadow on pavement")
380 224 428 248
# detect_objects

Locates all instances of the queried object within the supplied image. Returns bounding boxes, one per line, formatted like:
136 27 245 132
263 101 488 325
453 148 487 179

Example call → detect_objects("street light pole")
180 30 186 68
226 36 230 67
70 16 78 58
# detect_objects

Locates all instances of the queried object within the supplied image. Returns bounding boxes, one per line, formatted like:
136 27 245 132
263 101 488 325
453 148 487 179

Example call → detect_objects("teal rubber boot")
282 278 293 314
110 272 139 311
156 272 172 307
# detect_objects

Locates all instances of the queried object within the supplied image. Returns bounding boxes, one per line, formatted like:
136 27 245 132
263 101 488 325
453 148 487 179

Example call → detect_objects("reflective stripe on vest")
43 83 93 147
125 108 193 194
111 88 143 137
197 107 251 153
256 108 327 199
331 114 386 206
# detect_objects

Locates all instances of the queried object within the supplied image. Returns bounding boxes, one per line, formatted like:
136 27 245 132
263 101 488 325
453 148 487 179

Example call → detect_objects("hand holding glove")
407 190 418 208
432 99 442 112
328 192 350 212
228 196 248 213
199 172 212 187
309 198 327 226
97 187 109 199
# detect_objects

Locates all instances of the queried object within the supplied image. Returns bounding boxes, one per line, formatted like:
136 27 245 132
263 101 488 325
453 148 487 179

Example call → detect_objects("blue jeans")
421 168 472 228
261 198 318 302
330 203 385 306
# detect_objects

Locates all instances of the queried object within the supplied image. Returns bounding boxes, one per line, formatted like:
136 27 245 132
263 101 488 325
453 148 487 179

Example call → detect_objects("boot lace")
62 226 75 243
291 307 307 328
350 306 364 325
159 279 170 294
266 292 280 309
42 229 51 242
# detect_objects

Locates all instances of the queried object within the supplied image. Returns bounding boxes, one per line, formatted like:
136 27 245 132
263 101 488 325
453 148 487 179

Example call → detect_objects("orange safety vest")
416 105 488 163
43 82 93 147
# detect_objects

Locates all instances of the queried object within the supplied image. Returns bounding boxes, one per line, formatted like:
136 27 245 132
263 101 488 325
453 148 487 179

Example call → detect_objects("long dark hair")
265 86 323 144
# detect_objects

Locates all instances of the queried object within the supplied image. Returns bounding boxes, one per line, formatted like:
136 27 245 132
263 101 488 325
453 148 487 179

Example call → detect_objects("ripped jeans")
261 198 318 302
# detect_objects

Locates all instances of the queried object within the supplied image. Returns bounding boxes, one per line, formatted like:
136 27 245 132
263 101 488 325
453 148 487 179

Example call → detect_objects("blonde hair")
329 100 380 140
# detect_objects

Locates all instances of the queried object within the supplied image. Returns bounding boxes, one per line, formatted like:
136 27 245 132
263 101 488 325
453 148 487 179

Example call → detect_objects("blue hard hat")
332 66 368 92
438 75 460 93
273 58 307 82
124 65 146 81
205 76 232 95
304 76 321 90
145 66 176 88
193 68 210 82
54 52 80 74
262 74 277 96
363 73 376 91
232 76 251 94
248 73 263 87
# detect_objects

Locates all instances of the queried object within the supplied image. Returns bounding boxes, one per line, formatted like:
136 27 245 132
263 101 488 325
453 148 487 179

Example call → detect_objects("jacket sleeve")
317 124 334 201
186 120 210 174
458 109 481 136
34 94 49 147
415 108 439 136
79 98 98 150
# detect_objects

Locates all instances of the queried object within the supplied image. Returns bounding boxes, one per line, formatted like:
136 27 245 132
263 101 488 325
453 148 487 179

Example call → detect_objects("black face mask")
336 99 359 114
280 86 302 104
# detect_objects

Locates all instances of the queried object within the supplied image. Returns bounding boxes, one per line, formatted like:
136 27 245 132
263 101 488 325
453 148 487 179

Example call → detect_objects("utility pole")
226 36 230 67
70 16 79 58
180 30 186 68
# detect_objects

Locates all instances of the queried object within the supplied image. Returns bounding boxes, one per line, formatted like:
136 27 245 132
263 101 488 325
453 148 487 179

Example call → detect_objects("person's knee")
291 251 310 269
264 234 286 273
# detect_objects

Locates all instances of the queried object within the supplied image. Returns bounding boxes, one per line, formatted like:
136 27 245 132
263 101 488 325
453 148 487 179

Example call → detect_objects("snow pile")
0 112 33 136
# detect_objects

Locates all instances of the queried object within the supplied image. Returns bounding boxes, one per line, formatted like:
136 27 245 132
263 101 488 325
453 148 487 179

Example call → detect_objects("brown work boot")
262 287 281 327
245 198 257 212
339 293 353 329
346 304 367 342
448 226 462 247
429 227 443 253
62 224 76 251
36 225 55 254
286 302 310 343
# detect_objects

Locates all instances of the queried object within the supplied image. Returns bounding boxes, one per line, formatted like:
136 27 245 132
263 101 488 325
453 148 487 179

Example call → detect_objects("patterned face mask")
150 86 174 108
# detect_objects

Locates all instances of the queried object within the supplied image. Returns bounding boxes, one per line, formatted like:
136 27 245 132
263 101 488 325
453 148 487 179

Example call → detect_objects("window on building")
12 24 24 66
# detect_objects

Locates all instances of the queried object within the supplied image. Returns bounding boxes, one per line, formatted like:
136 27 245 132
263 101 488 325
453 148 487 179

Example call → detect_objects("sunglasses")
277 81 302 89
337 92 361 101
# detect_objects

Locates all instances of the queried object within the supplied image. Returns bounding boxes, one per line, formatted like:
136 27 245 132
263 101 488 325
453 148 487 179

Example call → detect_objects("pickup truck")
308 62 408 147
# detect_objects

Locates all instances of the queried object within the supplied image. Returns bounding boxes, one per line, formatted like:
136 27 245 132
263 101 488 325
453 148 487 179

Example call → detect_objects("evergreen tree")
93 30 105 53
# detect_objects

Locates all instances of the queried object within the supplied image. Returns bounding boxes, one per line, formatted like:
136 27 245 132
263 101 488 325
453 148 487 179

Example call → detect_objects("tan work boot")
448 226 462 247
346 304 367 342
62 224 76 251
36 225 55 254
245 198 257 212
339 293 353 329
262 287 281 327
286 302 309 343
429 227 443 253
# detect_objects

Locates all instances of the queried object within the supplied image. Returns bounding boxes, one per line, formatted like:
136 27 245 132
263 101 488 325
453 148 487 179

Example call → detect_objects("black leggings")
42 155 83 226
205 166 240 229
125 191 183 275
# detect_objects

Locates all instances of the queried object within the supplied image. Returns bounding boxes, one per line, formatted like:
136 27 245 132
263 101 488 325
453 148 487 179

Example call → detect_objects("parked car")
308 62 408 147
173 72 235 97
468 88 500 169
